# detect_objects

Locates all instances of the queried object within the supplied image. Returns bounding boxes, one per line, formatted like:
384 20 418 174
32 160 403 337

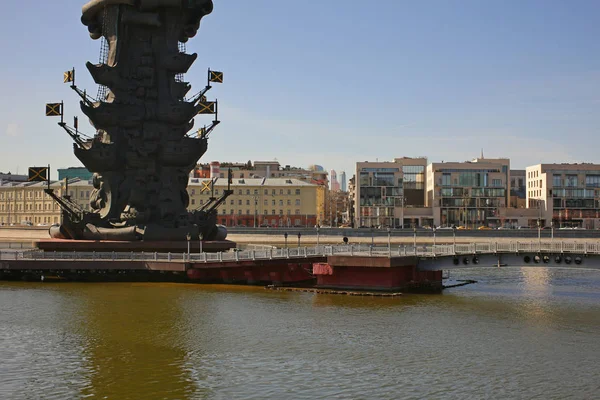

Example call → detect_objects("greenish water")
1 267 599 399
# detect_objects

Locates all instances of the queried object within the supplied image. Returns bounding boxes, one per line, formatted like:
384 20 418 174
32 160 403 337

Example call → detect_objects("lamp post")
316 225 320 247
551 220 554 248
433 226 437 247
537 218 541 248
186 233 191 256
198 232 203 254
387 226 391 254
371 227 374 248
297 232 301 247
284 232 288 249
452 226 457 246
413 224 417 249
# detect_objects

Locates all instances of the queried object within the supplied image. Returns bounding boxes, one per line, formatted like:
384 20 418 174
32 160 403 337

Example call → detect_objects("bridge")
2 240 599 268
1 241 599 291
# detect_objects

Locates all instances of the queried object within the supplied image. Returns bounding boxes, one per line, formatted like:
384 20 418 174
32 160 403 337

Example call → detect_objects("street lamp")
413 224 417 249
198 232 203 254
284 232 288 248
551 220 554 247
186 232 191 256
371 227 374 248
316 225 320 247
452 225 457 246
387 226 391 253
537 218 541 247
433 226 437 247
297 232 301 247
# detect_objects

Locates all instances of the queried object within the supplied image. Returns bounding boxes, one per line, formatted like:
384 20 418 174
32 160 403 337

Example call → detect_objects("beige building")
355 157 429 228
1 177 323 229
188 177 322 227
0 179 93 226
526 163 600 229
427 158 510 228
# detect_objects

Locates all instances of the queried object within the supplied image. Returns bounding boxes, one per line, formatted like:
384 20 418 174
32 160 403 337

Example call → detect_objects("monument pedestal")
35 239 236 254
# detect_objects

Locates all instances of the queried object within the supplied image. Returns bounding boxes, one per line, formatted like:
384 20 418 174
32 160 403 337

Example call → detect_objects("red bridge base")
313 256 443 293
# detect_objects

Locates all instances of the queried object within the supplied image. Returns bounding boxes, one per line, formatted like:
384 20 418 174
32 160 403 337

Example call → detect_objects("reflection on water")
1 268 599 399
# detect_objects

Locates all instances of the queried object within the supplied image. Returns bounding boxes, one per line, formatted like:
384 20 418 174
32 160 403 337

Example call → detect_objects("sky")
1 0 600 182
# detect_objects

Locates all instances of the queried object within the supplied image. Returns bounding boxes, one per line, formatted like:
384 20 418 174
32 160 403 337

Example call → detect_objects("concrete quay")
2 226 597 247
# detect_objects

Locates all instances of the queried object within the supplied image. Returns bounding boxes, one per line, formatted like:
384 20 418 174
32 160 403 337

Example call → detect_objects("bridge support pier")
313 256 443 293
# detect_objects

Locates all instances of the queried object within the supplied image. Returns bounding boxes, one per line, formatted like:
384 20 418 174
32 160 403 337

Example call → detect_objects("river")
1 267 599 399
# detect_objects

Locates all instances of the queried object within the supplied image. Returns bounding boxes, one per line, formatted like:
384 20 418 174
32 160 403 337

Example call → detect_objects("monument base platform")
34 239 237 254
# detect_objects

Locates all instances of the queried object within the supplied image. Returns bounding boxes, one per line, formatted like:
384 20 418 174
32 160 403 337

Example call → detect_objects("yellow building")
187 177 322 227
1 177 323 228
0 179 95 226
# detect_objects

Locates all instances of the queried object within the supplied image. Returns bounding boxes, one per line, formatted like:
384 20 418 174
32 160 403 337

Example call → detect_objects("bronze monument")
46 0 232 245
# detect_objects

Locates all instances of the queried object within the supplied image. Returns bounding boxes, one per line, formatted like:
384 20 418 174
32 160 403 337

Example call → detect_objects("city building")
340 171 347 192
194 161 329 187
0 172 28 183
510 169 526 208
1 177 324 228
355 157 430 228
0 179 92 226
329 169 340 191
187 177 323 227
526 163 600 229
58 167 93 181
427 157 510 228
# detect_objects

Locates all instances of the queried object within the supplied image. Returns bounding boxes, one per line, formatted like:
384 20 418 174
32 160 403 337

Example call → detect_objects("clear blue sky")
1 0 600 180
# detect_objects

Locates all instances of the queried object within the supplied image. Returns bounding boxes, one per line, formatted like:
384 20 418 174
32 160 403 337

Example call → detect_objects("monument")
42 0 234 250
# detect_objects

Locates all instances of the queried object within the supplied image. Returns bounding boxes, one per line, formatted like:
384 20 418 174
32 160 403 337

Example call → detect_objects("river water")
1 267 599 399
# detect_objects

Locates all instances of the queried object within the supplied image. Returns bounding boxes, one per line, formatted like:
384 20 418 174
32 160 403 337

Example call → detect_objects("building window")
246 199 250 205
279 200 283 206
287 199 291 205
287 189 291 195
295 209 300 215
264 190 268 195
441 173 451 186
295 189 300 195
585 175 600 187
565 175 578 187
272 210 276 215
295 199 301 206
